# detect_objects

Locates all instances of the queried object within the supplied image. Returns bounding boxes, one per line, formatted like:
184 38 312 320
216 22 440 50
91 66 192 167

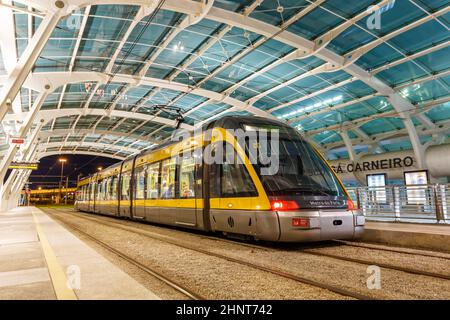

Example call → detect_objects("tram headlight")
270 200 299 211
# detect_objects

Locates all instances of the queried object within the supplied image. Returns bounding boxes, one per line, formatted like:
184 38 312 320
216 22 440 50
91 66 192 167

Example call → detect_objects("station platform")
0 206 160 300
362 221 450 253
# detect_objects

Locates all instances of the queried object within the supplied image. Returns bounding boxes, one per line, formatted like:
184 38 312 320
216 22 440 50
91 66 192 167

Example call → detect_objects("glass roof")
0 0 449 161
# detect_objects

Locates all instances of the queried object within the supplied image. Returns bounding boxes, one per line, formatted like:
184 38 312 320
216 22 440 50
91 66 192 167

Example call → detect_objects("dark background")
25 155 120 190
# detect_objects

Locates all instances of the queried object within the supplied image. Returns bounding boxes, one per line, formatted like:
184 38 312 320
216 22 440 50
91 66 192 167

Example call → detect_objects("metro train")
75 116 365 242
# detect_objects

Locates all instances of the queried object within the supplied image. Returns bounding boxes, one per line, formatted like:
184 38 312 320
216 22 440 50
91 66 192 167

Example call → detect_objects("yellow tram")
76 116 364 242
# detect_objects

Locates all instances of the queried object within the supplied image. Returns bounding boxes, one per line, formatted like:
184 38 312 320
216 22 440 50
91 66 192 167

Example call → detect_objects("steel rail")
46 208 378 300
48 211 205 300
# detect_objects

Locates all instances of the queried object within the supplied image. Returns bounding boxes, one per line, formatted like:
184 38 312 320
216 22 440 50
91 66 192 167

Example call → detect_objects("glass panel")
239 122 347 197
96 181 101 200
160 158 176 199
105 177 111 200
146 162 160 199
110 176 118 200
90 183 95 200
221 143 257 198
101 178 107 200
120 172 131 200
135 166 146 200
179 155 195 198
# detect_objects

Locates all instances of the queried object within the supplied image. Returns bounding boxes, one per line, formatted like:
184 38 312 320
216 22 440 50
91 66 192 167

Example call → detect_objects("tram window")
97 180 103 200
90 183 95 201
146 162 160 199
135 166 146 200
160 158 176 199
96 182 102 200
110 176 118 200
98 180 103 201
97 181 101 200
179 155 195 198
221 143 257 197
121 172 131 200
104 177 110 201
209 144 220 198
84 186 88 201
195 162 203 198
101 178 108 200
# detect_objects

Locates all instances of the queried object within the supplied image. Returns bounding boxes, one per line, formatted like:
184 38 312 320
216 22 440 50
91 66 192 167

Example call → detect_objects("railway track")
202 234 450 281
214 235 450 281
299 249 450 281
47 211 450 284
48 208 450 282
55 207 450 261
332 240 450 260
48 213 205 300
45 208 376 300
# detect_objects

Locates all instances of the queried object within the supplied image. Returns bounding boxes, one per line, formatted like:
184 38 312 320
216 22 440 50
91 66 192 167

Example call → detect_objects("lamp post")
58 158 67 205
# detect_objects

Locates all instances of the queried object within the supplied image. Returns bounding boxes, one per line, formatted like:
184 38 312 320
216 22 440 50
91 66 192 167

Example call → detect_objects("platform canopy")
0 0 449 163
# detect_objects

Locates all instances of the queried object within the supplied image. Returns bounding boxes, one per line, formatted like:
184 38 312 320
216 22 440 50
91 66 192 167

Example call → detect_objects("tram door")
176 152 200 227
118 161 133 218
88 179 96 212
194 151 204 228
132 164 146 219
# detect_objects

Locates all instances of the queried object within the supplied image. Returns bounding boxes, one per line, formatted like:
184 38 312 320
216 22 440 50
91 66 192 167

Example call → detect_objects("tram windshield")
242 124 346 197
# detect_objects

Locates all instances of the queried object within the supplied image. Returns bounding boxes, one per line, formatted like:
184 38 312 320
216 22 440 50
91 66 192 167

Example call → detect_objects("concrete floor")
0 206 160 300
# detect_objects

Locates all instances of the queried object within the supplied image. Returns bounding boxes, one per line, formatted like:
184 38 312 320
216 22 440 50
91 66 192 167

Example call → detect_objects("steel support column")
3 121 43 193
340 131 357 162
0 10 61 122
387 94 426 169
0 90 48 210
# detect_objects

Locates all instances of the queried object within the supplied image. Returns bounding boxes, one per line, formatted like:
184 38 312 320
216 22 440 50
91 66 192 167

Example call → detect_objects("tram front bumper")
273 210 365 242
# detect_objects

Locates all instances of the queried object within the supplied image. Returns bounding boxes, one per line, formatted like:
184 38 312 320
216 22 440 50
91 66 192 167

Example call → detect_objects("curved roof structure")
0 0 449 166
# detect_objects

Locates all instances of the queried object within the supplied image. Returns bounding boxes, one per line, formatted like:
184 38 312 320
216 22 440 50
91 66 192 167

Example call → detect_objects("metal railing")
347 184 449 224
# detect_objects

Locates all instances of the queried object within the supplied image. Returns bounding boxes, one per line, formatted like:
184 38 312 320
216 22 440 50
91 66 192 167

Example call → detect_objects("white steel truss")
36 141 139 154
325 120 450 152
303 97 450 137
35 150 126 160
0 0 447 178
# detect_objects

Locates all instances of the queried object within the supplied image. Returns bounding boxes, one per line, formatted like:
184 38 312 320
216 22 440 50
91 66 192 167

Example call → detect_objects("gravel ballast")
44 208 450 300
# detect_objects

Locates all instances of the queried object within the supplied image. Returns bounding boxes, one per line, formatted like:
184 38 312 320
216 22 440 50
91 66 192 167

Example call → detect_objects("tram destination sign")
331 156 414 174
8 162 39 170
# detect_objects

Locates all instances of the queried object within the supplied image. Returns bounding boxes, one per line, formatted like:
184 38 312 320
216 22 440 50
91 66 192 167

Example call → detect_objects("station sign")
331 156 414 174
11 138 25 144
8 162 39 170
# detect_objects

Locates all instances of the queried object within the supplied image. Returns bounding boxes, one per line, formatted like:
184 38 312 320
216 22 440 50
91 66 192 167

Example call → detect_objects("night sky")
25 155 120 190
